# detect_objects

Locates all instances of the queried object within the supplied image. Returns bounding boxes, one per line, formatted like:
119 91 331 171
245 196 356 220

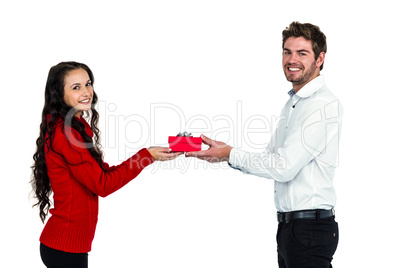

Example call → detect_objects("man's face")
282 36 324 91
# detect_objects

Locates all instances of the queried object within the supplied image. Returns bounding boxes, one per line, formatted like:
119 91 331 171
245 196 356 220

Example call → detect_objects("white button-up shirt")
229 76 343 212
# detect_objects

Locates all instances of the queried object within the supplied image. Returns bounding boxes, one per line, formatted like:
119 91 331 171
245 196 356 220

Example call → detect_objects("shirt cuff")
228 147 248 171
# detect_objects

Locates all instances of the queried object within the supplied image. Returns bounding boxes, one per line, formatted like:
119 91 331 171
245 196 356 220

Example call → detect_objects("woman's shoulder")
50 119 86 150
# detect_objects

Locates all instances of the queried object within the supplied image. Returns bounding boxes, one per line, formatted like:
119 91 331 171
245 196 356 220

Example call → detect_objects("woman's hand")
147 147 183 161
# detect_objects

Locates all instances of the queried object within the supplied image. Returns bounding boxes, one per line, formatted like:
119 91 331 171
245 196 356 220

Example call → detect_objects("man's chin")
285 75 303 84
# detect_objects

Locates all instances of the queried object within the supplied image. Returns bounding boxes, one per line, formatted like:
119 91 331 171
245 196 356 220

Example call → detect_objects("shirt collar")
288 75 325 98
288 88 296 97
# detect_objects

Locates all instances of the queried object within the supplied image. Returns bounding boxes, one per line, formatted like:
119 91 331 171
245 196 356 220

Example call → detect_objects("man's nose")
289 53 299 63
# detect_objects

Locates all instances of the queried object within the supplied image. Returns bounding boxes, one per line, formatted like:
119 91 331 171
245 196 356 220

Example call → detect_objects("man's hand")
185 135 232 163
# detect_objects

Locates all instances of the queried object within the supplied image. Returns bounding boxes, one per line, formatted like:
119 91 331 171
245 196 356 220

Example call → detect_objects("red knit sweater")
40 116 154 253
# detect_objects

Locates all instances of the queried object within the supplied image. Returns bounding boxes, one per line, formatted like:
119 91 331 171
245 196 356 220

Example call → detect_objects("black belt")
277 209 334 223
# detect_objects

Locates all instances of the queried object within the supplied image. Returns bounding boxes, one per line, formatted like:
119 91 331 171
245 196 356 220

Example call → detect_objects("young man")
186 22 342 267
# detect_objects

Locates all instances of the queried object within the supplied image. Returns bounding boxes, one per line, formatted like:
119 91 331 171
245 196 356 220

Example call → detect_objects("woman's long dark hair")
31 61 104 223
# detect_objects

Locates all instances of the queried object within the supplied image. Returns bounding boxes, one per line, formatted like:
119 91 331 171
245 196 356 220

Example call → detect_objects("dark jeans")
276 216 338 268
40 243 88 268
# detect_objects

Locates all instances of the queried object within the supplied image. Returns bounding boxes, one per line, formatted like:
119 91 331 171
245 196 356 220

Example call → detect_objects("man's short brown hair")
282 22 327 70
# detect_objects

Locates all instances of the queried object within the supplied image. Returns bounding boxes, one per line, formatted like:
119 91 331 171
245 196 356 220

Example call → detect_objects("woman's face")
63 68 93 117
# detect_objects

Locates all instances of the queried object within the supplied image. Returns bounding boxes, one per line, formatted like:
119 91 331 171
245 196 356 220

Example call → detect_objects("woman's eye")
86 82 92 87
73 86 79 90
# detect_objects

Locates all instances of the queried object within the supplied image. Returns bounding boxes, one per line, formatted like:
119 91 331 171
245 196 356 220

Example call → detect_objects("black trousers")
276 216 338 268
40 243 88 268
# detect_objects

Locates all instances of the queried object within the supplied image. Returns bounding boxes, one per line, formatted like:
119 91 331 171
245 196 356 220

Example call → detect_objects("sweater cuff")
129 148 155 169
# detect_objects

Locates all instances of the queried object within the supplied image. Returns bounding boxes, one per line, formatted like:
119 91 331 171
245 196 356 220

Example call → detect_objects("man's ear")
316 52 325 68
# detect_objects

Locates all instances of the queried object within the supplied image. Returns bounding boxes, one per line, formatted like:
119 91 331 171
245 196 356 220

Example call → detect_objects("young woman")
31 61 182 268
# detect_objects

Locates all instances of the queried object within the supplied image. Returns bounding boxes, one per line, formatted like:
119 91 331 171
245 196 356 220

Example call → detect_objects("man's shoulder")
316 86 339 101
307 86 343 119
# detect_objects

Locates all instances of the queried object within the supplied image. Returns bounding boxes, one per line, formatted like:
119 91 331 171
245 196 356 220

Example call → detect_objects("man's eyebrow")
297 49 311 53
283 48 311 54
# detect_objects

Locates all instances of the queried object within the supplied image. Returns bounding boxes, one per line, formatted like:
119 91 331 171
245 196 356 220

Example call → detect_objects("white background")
1 0 400 267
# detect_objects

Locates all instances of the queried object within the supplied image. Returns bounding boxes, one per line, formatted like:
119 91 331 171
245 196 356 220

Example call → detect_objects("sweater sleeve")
51 124 155 197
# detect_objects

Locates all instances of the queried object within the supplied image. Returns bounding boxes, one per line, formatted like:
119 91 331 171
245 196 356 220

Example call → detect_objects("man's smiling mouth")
288 67 301 71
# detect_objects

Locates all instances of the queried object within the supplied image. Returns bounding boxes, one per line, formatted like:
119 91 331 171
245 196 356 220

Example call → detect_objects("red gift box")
168 136 202 152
